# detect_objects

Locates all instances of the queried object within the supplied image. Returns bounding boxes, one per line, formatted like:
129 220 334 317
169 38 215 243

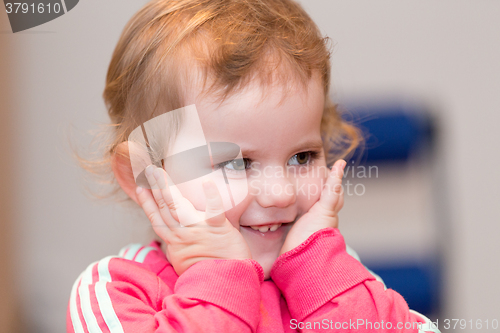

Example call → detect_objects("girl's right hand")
136 165 252 276
279 159 346 256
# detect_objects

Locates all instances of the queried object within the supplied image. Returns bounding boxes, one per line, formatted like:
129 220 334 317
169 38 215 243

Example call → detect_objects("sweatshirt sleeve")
67 256 264 333
270 228 440 333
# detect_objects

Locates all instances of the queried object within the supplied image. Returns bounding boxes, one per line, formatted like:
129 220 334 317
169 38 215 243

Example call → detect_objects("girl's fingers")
144 165 179 229
319 159 346 213
148 165 200 227
135 186 171 240
145 165 179 224
335 183 345 211
202 177 227 226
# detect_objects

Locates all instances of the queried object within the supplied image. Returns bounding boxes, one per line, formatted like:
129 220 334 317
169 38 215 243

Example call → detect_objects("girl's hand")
136 165 252 276
279 159 346 256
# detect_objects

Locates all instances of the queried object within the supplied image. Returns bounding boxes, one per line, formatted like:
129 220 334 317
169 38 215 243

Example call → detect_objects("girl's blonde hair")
74 0 362 203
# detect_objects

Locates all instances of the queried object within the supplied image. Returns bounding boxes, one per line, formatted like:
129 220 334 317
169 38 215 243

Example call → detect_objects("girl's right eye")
215 158 249 173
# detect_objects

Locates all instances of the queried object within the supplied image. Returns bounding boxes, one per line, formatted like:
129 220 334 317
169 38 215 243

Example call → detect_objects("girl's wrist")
275 227 337 270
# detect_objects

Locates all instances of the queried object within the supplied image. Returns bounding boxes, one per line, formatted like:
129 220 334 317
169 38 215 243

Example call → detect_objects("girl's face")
177 75 328 279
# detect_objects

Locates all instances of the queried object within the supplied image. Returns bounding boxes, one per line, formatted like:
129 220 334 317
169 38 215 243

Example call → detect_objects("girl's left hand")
279 159 346 256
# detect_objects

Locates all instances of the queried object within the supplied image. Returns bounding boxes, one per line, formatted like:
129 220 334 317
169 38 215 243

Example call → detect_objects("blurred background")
1 1 499 332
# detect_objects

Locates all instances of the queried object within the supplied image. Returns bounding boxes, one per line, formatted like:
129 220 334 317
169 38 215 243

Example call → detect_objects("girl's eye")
215 158 249 172
288 151 319 166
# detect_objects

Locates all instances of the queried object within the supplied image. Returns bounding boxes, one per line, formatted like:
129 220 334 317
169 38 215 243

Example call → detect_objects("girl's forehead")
182 63 324 111
191 78 325 153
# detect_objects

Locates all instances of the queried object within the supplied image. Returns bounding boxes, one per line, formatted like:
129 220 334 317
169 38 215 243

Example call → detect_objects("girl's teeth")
250 223 282 233
269 224 281 232
259 226 270 232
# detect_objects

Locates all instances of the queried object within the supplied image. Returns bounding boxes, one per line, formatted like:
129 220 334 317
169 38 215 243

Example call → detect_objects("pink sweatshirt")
67 228 440 332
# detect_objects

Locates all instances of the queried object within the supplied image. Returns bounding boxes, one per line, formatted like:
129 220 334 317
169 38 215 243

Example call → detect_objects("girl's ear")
111 141 140 205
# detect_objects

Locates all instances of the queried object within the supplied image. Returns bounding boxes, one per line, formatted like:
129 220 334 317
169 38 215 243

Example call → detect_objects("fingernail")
202 177 211 190
145 165 154 176
153 168 163 180
136 186 143 194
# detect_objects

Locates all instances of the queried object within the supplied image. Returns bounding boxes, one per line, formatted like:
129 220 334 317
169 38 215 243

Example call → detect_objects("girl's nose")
250 168 296 208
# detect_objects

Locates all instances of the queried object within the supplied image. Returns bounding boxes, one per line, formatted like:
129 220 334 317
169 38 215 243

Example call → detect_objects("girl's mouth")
248 223 282 233
240 221 294 234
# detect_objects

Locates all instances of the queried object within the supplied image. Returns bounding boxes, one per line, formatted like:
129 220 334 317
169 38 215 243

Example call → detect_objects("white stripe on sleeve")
134 247 156 263
69 272 85 333
79 261 103 333
73 243 152 333
95 256 125 333
123 243 142 260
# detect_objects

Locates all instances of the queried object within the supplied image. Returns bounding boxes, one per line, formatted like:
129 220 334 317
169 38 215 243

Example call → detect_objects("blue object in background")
339 104 436 163
368 262 441 316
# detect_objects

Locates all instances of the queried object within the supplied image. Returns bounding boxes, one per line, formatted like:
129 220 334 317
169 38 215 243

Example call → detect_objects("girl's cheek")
225 210 243 229
225 200 249 229
174 176 249 229
295 176 324 210
295 160 329 208
176 176 246 212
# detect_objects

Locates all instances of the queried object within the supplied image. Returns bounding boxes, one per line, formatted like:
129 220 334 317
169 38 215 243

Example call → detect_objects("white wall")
1 1 499 332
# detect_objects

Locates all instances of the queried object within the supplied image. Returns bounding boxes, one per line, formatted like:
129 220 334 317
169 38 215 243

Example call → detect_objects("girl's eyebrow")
209 142 241 163
240 139 324 157
292 139 324 152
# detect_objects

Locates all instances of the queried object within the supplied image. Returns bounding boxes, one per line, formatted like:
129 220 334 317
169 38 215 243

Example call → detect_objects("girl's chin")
239 222 294 280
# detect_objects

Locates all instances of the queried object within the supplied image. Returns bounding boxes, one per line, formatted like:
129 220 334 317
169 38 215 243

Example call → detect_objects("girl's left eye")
288 151 319 166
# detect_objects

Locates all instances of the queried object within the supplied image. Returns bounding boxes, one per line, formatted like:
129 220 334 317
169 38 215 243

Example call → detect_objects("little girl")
68 0 440 332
